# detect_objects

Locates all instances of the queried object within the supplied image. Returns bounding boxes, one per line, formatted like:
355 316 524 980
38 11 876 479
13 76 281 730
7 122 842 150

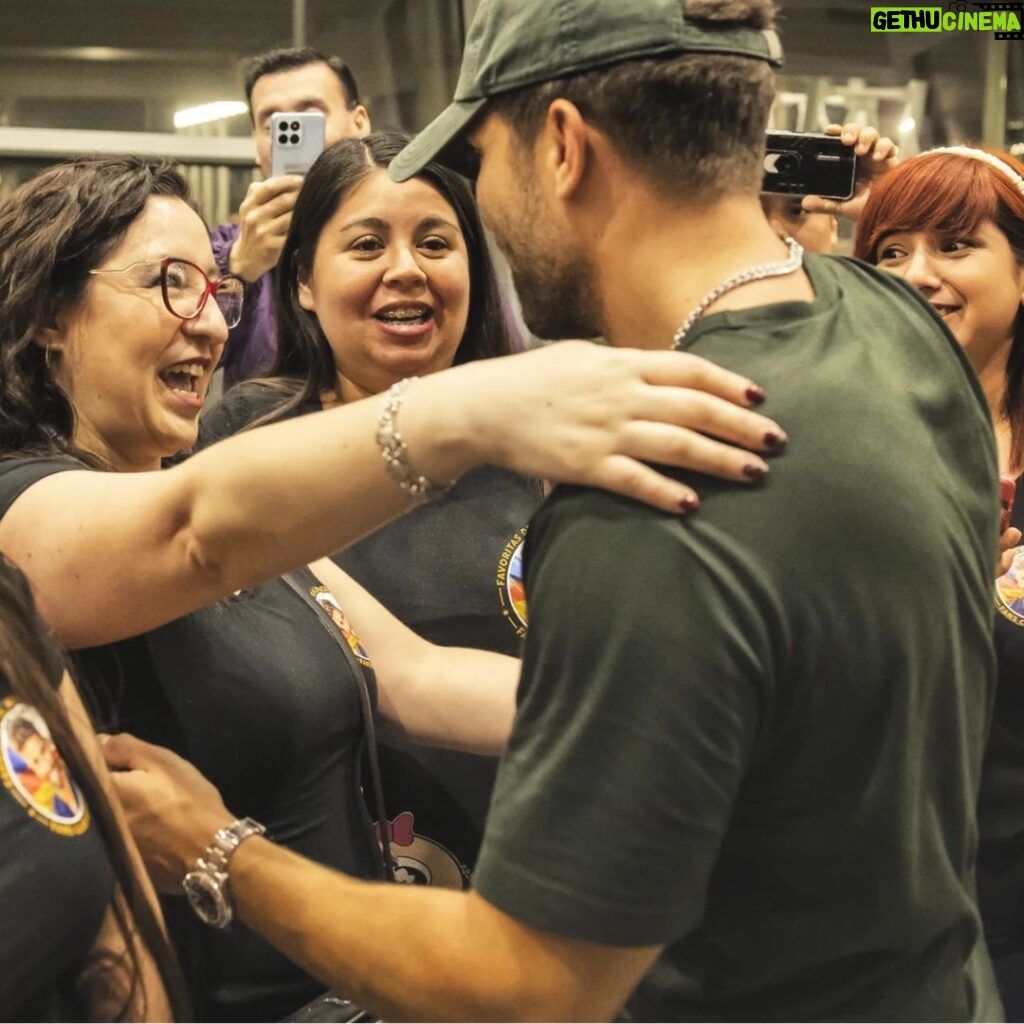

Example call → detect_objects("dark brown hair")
0 557 189 1020
489 0 777 199
0 156 195 465
244 46 362 113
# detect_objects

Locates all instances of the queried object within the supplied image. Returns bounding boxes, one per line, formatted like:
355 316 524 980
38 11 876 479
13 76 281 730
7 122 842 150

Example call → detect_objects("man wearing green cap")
107 0 1002 1020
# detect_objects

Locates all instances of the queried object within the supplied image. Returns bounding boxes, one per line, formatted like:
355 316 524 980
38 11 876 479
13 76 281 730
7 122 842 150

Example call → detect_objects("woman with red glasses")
0 155 784 1020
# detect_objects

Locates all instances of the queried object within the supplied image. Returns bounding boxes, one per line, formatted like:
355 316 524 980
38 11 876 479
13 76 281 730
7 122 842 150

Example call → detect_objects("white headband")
922 146 1024 196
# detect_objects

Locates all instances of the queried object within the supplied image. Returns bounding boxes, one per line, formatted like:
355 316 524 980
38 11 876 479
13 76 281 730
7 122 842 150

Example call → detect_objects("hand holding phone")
270 111 326 178
796 123 900 221
761 131 857 201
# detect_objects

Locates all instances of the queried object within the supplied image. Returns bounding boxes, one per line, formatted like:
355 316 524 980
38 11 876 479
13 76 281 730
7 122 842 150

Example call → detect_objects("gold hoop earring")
44 344 57 372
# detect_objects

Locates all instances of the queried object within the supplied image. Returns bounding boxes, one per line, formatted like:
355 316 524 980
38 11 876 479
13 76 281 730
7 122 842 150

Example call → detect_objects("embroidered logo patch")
0 697 89 836
496 527 529 637
997 549 1024 627
311 586 373 667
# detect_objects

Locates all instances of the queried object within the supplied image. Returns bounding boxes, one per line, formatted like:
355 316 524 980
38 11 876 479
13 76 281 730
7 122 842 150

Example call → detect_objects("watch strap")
183 816 266 928
208 816 266 869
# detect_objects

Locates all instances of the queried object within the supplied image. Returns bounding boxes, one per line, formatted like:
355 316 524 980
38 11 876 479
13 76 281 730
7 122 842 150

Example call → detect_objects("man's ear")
543 99 590 202
353 105 372 138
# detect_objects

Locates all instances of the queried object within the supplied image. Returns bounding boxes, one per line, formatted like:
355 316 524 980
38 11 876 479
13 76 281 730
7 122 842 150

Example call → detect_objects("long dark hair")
855 147 1024 471
0 558 189 1020
256 131 513 425
0 157 195 464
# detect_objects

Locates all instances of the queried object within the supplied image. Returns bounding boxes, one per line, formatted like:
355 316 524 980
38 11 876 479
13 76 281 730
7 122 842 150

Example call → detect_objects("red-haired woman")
856 146 1024 1015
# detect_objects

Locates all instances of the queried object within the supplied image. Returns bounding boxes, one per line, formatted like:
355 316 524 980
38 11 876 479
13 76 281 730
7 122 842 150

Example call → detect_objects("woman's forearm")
311 560 517 755
3 344 783 647
182 367 476 592
377 645 518 755
1 366 481 646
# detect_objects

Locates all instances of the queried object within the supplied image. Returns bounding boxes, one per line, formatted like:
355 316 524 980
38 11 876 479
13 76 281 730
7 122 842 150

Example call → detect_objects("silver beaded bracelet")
376 377 448 503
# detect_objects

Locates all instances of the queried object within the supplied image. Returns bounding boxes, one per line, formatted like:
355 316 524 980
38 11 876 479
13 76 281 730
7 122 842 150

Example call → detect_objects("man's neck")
590 193 814 350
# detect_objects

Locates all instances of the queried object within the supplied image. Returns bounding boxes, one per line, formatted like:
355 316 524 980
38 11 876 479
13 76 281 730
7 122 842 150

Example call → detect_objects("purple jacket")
210 222 278 388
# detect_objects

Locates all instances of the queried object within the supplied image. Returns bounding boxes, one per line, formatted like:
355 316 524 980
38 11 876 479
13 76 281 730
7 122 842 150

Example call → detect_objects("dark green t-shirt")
473 255 1002 1021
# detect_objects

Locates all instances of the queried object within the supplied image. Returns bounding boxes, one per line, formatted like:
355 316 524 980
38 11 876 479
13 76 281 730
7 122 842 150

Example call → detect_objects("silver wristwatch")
182 817 266 929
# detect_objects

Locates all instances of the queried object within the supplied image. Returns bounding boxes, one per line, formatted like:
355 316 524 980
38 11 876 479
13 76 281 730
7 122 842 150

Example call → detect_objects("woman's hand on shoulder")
408 341 787 515
801 122 899 223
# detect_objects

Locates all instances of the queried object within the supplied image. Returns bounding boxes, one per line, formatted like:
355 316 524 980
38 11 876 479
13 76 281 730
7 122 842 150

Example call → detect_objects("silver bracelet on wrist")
376 377 448 503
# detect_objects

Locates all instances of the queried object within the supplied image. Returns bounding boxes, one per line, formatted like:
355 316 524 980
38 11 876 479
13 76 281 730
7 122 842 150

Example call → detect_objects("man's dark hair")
489 0 777 199
244 46 361 114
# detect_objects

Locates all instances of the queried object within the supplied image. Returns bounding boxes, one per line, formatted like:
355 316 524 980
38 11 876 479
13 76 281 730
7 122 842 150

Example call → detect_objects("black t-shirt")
0 456 381 1022
986 475 1024 957
474 255 1002 1020
0 651 112 1019
200 383 543 885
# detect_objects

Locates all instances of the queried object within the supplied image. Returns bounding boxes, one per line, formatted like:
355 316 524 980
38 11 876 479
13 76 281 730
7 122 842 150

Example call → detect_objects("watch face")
183 870 233 929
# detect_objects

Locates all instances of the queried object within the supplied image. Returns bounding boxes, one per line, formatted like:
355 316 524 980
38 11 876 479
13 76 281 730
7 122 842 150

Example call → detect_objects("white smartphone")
269 111 326 177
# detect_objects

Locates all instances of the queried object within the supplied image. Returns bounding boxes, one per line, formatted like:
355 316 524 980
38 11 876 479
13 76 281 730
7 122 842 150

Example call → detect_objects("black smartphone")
762 131 857 201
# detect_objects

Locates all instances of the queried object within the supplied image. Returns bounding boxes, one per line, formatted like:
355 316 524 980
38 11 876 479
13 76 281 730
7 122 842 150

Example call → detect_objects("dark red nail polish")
763 430 787 450
745 384 766 405
743 463 769 481
679 495 701 513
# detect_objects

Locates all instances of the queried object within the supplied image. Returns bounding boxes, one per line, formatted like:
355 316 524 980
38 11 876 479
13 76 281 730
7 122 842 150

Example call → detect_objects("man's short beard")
490 143 602 340
510 248 602 341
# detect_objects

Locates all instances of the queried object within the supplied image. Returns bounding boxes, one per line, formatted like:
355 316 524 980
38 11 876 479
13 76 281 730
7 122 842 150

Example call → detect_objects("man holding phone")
211 47 371 387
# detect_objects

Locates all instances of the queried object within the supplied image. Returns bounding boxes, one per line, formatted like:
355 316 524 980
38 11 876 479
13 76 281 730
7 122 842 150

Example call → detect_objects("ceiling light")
898 116 917 135
174 101 248 129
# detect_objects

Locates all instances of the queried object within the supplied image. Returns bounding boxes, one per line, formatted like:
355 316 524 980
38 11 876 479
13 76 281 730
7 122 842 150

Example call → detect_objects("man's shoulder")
523 484 716 603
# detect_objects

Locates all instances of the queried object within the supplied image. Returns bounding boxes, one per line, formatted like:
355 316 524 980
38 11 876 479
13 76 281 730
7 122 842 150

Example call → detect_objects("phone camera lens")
290 121 300 131
278 120 288 132
776 153 800 176
290 134 300 145
278 134 288 145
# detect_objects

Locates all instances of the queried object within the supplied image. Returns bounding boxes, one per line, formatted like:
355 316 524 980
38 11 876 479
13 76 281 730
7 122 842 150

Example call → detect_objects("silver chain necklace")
672 236 804 349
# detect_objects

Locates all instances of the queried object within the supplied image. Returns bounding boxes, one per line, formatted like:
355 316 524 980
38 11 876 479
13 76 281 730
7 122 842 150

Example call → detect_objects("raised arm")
0 343 786 648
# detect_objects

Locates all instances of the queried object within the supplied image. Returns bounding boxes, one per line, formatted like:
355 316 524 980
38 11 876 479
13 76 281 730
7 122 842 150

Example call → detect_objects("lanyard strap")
282 571 394 883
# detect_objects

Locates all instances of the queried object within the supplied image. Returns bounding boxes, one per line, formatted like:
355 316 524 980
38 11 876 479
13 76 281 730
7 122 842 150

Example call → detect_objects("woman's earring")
44 344 57 372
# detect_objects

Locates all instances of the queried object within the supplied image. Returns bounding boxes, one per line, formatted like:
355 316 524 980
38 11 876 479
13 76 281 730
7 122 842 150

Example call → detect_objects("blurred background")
0 0 1010 229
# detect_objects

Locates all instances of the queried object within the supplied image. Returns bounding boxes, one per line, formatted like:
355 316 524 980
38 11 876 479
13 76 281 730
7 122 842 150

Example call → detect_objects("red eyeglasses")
89 257 245 328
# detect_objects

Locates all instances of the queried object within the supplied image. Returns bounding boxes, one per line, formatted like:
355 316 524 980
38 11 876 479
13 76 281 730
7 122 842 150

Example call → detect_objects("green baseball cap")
389 0 783 182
